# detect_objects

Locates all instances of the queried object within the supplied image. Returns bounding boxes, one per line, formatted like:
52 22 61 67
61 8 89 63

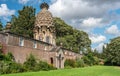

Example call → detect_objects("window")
39 36 41 41
46 36 50 43
65 51 67 55
44 46 47 50
33 41 37 48
19 37 24 46
69 53 72 55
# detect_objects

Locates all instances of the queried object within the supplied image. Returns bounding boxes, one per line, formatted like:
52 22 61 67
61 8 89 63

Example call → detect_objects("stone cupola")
34 2 56 46
35 2 53 27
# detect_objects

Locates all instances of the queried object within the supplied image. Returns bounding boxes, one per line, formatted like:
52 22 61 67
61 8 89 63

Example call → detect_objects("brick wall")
0 32 82 68
7 33 53 51
6 45 56 65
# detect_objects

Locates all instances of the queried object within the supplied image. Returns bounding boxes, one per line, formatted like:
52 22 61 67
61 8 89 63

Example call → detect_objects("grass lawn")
1 66 120 76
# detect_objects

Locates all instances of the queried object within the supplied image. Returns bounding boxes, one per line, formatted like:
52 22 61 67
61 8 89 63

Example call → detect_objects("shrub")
0 43 2 51
76 58 85 67
35 61 56 71
64 59 76 68
0 53 4 61
82 56 91 66
24 54 56 72
0 43 4 61
4 52 14 61
0 52 16 74
82 54 100 66
23 54 37 71
93 56 99 65
0 61 25 74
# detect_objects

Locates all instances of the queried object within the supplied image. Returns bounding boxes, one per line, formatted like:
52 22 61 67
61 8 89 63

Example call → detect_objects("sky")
0 0 120 52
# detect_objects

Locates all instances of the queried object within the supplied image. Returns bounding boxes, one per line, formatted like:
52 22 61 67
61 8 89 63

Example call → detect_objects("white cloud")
79 17 104 31
82 17 102 27
50 0 120 19
89 34 106 44
89 34 106 52
94 43 105 53
105 25 120 36
51 0 57 3
49 0 120 31
0 4 15 17
18 0 29 4
50 0 106 19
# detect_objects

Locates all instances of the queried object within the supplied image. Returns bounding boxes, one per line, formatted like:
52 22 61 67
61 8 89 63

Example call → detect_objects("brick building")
0 2 81 68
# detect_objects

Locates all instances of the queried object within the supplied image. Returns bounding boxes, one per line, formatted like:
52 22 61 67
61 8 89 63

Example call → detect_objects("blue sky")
0 0 120 52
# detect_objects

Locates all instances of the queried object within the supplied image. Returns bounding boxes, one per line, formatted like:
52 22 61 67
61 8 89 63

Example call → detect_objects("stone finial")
40 2 49 10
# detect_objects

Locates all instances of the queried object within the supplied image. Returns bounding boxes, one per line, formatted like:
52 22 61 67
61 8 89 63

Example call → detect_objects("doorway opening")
50 57 53 65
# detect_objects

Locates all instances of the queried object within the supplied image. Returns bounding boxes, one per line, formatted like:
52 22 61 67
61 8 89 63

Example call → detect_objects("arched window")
46 36 50 43
39 36 41 40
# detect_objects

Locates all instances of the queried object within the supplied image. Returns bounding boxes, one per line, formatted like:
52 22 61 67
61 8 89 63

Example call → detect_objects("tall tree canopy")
0 20 3 31
10 6 36 38
54 17 91 53
103 37 120 65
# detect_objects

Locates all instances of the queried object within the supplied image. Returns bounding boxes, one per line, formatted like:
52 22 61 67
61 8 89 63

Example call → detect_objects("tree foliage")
0 20 3 31
64 59 76 68
24 54 37 71
82 48 99 66
64 49 100 68
10 6 36 38
54 17 91 53
103 37 120 65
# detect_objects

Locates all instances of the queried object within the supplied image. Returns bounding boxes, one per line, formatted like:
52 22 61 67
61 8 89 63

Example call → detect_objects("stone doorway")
50 57 53 65
58 54 63 68
56 49 64 69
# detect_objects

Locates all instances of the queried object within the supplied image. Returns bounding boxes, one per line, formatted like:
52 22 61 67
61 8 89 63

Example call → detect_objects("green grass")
1 66 120 76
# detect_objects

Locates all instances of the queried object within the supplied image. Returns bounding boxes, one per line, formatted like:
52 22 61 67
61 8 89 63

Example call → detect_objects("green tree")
104 37 120 65
54 17 74 37
4 52 14 61
10 6 36 38
54 17 91 53
0 20 3 31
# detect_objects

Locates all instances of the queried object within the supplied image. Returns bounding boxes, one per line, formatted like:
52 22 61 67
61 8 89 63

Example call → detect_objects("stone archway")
56 49 64 69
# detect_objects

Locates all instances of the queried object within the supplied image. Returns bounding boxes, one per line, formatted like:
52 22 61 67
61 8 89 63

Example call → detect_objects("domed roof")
35 3 53 27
